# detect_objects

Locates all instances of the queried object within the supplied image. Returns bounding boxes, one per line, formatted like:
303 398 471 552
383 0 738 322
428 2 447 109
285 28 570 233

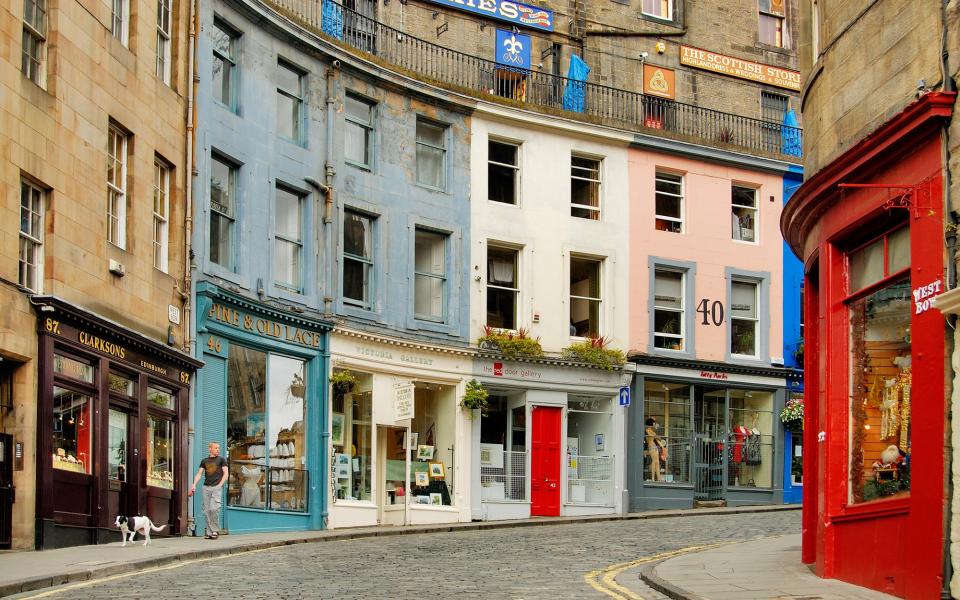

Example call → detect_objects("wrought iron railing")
265 0 803 159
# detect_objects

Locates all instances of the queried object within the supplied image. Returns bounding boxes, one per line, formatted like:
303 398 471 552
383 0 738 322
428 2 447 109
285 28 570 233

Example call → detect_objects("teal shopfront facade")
193 283 333 534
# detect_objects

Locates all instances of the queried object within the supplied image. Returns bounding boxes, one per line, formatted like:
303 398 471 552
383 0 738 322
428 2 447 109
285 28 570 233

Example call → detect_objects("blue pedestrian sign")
618 386 630 406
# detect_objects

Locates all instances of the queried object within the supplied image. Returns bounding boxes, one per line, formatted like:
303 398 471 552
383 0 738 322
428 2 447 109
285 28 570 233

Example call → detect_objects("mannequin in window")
645 417 664 482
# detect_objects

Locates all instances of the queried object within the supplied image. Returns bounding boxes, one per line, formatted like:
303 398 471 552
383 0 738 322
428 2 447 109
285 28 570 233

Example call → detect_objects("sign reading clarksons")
680 45 801 91
426 0 553 32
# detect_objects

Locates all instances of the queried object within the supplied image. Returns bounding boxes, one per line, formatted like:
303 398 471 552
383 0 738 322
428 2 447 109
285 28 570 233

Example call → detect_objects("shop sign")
642 64 675 99
700 371 729 380
208 303 321 348
424 0 553 32
495 29 531 70
353 345 435 366
394 382 415 421
680 45 801 91
484 361 543 379
914 279 943 315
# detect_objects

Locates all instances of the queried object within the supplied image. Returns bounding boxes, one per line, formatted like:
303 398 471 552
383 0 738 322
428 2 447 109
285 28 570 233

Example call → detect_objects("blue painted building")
782 164 804 504
190 0 474 534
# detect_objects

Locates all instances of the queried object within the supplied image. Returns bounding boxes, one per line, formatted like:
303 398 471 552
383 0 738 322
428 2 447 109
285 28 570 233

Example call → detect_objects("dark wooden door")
106 408 134 521
0 433 12 548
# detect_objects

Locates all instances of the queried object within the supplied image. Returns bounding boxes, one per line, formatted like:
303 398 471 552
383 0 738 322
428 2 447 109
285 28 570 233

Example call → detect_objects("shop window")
403 386 456 505
148 386 175 411
416 118 447 190
209 154 237 271
54 353 95 384
52 387 93 473
730 280 758 357
655 171 683 233
479 395 526 501
343 209 373 308
147 415 174 489
727 389 774 488
414 229 447 322
759 0 786 47
643 381 691 484
276 60 304 143
570 256 602 337
108 371 136 397
641 0 672 20
106 124 129 249
731 185 757 242
567 396 613 504
849 227 911 503
653 269 684 350
22 0 46 87
345 93 375 168
211 18 239 111
486 246 519 330
274 185 304 292
488 140 519 205
571 155 601 220
19 178 44 292
227 346 307 512
332 370 372 502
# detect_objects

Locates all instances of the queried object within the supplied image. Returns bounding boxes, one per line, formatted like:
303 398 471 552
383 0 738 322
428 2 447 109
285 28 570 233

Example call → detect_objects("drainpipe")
182 0 200 537
306 60 340 318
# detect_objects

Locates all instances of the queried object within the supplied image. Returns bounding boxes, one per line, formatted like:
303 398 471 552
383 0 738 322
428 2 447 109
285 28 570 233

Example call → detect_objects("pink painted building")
625 145 793 511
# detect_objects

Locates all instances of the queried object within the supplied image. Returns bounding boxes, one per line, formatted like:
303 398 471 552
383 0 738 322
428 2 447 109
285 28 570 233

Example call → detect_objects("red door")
530 406 561 516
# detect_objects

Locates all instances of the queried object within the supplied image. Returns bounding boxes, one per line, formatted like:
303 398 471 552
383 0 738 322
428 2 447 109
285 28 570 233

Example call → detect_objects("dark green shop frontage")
627 356 790 511
193 283 332 535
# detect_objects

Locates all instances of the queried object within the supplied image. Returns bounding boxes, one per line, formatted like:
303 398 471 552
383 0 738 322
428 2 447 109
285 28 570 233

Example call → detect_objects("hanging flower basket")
331 369 357 394
459 379 489 417
780 398 804 432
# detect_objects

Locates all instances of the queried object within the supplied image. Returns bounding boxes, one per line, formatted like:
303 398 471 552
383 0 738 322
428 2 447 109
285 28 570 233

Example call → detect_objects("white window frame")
343 209 374 308
111 0 130 46
211 18 238 111
22 0 46 86
414 229 447 322
654 171 684 233
415 118 448 190
488 139 520 205
570 255 602 338
276 60 304 143
486 245 519 330
731 279 759 358
653 268 684 351
274 185 304 292
107 125 128 249
19 178 44 292
732 185 758 243
641 0 673 20
209 153 237 271
153 158 170 272
571 154 601 220
156 0 172 84
344 93 375 168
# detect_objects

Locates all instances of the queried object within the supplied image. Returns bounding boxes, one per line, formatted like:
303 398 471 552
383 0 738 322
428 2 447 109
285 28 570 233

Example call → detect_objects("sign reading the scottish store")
426 0 553 32
495 29 532 69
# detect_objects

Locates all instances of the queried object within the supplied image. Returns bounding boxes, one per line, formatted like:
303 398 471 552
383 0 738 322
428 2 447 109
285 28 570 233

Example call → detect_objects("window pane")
275 188 301 240
148 386 175 410
211 23 233 57
570 258 600 299
887 226 910 274
654 271 682 309
731 281 757 318
108 371 136 396
346 95 371 122
54 354 95 383
345 120 369 165
849 239 884 292
642 0 671 18
486 287 517 329
416 144 444 188
228 345 267 508
570 257 601 337
266 354 307 511
489 141 517 165
147 415 175 489
333 373 372 501
52 387 93 474
108 409 127 481
277 92 298 140
731 318 757 355
643 380 690 483
850 279 911 503
210 212 234 269
344 212 371 258
277 63 300 94
210 157 234 216
343 258 370 304
414 231 444 275
727 390 774 488
488 162 517 204
487 247 517 287
570 298 600 337
571 157 600 218
274 239 301 290
212 55 232 106
416 121 445 146
653 311 682 347
415 275 444 319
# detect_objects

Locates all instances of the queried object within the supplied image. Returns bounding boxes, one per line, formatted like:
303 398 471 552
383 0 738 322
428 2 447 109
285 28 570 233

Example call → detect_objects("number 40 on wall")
697 299 725 326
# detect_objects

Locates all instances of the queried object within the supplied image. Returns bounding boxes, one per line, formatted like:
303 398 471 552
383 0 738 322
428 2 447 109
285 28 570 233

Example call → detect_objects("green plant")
477 326 544 359
460 379 490 416
330 369 357 393
793 338 804 364
779 397 803 430
561 336 626 370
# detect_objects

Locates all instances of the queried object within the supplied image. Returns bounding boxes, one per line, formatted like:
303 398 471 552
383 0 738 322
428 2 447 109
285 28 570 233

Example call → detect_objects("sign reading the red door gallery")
914 279 943 315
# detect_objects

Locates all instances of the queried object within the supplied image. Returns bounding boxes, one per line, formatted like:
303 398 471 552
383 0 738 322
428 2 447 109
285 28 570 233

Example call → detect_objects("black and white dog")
114 515 167 546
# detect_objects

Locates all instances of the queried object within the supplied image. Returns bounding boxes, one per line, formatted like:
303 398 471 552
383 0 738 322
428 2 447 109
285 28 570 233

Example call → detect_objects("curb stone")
0 504 799 598
640 562 706 600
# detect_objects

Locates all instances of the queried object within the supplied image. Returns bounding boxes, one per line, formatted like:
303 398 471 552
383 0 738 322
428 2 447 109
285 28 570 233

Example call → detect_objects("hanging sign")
425 0 553 32
495 29 532 70
642 64 675 99
394 382 415 421
680 45 801 91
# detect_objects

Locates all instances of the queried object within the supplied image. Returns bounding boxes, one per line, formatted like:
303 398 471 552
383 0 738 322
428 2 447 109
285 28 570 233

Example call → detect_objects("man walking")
190 441 228 539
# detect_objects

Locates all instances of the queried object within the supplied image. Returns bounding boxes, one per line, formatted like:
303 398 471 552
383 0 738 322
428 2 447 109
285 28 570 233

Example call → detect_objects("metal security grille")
693 434 725 501
481 450 526 501
568 455 614 504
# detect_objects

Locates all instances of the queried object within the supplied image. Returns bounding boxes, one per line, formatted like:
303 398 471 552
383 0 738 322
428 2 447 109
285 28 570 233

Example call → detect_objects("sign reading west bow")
426 0 553 32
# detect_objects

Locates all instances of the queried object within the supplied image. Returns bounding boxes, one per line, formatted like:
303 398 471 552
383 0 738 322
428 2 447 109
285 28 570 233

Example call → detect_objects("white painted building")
468 104 634 520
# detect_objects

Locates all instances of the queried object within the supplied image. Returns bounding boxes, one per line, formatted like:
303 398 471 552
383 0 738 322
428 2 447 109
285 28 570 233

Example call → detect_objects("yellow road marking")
584 542 730 600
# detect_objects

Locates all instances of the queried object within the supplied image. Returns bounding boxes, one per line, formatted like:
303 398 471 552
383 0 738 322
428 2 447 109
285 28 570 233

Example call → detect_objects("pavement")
0 505 889 599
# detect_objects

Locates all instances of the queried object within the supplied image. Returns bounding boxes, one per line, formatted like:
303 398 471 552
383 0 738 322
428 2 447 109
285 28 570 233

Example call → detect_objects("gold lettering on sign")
139 360 168 376
679 45 801 91
78 331 126 359
210 303 320 348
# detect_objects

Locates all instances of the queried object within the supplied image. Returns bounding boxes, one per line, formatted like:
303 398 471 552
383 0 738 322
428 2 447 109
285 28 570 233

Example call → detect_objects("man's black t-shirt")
200 456 227 486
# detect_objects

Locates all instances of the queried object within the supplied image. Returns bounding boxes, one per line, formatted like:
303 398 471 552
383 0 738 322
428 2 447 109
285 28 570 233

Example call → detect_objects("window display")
407 386 455 505
332 370 372 501
147 415 174 489
567 396 613 503
227 345 307 511
643 381 690 483
726 389 773 488
52 387 92 473
479 395 526 501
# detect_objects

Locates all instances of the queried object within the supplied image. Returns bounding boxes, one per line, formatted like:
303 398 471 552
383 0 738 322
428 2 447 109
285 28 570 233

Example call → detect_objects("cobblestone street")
29 511 799 599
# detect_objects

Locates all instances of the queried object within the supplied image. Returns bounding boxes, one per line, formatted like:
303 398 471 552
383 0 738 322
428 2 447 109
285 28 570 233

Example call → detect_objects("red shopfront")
782 92 955 599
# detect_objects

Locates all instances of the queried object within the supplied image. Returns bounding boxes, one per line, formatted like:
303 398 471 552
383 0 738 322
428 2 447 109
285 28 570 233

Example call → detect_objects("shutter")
195 346 227 534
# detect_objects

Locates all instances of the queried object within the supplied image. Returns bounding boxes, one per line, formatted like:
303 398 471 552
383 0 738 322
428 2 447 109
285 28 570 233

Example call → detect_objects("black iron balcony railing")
267 0 803 159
